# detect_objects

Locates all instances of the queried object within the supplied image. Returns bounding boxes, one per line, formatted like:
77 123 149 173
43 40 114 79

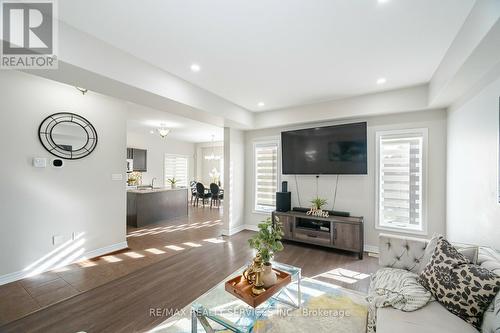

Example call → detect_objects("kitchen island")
127 187 188 227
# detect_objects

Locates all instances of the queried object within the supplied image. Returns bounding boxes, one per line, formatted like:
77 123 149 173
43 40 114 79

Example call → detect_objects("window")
254 141 279 213
376 129 427 233
164 154 189 188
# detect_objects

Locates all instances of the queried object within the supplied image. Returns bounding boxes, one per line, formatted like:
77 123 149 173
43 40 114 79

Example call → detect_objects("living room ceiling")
59 0 474 112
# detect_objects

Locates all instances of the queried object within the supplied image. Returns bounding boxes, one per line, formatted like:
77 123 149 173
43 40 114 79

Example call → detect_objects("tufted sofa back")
378 233 430 274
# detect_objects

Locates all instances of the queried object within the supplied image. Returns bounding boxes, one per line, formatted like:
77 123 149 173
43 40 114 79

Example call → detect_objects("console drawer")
294 229 331 246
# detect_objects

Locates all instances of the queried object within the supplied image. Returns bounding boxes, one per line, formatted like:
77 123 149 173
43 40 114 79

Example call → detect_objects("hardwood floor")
0 206 223 326
0 207 379 333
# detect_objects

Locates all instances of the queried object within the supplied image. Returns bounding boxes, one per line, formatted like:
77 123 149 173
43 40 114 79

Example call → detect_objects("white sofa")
373 234 499 333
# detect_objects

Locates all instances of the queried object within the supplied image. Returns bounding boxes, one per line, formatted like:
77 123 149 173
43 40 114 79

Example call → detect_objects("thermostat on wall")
52 159 64 168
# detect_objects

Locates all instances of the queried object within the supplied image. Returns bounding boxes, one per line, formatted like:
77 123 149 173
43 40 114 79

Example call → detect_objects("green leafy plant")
248 217 284 264
167 178 177 185
310 196 328 210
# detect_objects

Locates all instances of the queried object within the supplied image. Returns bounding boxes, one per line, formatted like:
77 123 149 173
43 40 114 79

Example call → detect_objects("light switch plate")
111 173 123 181
33 157 47 168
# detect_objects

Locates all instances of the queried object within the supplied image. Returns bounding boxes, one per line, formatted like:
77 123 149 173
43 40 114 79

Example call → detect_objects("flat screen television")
281 122 367 175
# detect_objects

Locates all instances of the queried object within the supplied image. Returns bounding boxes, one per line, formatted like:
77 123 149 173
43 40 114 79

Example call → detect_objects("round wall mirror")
38 113 98 159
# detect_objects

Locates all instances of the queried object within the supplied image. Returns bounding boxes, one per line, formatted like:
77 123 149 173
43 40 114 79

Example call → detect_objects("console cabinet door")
275 213 293 240
333 222 361 251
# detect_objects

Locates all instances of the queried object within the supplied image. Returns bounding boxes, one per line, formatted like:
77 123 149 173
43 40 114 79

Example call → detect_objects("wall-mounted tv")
281 122 367 175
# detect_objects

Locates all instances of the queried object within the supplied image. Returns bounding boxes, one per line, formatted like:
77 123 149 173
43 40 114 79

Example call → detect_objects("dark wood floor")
0 206 223 325
0 209 378 333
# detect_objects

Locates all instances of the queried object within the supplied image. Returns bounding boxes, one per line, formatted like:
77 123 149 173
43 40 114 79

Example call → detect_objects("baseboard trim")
84 241 129 260
243 224 259 232
0 241 128 286
221 224 247 236
364 245 379 254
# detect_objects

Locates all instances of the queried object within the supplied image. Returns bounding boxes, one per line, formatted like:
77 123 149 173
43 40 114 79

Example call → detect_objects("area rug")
150 277 368 333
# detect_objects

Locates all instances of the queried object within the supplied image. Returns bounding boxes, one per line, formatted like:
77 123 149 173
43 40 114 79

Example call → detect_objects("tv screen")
281 122 367 175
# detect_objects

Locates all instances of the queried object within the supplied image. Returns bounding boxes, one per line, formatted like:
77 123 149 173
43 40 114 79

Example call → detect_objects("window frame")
253 138 280 214
375 128 429 235
164 153 190 188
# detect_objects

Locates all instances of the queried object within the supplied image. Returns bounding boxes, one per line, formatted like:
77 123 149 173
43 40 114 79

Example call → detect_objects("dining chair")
189 181 197 205
195 182 211 206
209 183 223 208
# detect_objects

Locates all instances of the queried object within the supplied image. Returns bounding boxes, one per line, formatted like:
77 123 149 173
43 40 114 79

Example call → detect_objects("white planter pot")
262 263 277 288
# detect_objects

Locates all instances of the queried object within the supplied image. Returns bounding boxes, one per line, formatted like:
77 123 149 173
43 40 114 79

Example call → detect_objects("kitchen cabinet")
127 148 147 172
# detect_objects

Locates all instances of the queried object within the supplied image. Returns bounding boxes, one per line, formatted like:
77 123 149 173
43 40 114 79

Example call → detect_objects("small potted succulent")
310 196 327 210
248 216 284 288
167 178 177 189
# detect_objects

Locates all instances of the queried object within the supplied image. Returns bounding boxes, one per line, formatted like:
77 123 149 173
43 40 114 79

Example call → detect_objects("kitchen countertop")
127 187 188 194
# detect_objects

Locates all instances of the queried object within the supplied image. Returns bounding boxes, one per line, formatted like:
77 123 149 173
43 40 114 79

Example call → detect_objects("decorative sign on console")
306 207 329 218
308 196 329 217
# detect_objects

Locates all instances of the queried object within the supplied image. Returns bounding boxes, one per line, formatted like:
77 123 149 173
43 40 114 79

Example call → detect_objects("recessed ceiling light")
376 77 387 85
190 63 201 72
149 130 154 134
377 0 390 4
257 102 265 107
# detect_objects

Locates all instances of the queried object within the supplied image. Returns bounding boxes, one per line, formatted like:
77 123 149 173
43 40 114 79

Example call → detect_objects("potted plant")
248 216 284 287
167 178 177 189
310 196 327 210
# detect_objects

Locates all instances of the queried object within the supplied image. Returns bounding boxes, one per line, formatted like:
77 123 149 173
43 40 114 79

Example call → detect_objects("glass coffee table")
191 262 301 333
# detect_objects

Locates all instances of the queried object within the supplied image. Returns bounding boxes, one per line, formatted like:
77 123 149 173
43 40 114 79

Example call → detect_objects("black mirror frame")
38 112 98 160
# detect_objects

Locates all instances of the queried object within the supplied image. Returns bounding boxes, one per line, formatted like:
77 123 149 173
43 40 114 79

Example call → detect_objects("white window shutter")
254 142 278 212
377 130 426 232
164 154 189 188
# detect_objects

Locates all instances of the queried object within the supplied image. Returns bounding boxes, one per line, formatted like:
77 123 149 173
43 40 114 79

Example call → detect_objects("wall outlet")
33 157 47 168
52 235 64 246
72 231 84 240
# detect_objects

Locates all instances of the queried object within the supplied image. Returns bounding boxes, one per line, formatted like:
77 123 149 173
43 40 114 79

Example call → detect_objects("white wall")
127 131 195 186
244 110 447 250
253 85 429 129
447 75 500 249
0 71 127 283
223 128 245 235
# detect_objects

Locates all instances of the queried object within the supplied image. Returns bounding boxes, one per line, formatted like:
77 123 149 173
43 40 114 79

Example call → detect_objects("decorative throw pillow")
418 237 500 329
481 291 500 333
417 233 439 273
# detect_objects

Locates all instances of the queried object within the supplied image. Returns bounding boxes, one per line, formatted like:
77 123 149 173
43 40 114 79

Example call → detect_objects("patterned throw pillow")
418 237 500 329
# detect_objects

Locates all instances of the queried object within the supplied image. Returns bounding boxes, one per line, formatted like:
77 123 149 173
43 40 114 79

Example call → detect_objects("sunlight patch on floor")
78 260 98 268
145 248 166 255
102 255 122 263
183 242 202 248
203 238 226 244
52 266 71 272
124 251 145 259
127 221 222 237
313 268 370 284
165 245 185 251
